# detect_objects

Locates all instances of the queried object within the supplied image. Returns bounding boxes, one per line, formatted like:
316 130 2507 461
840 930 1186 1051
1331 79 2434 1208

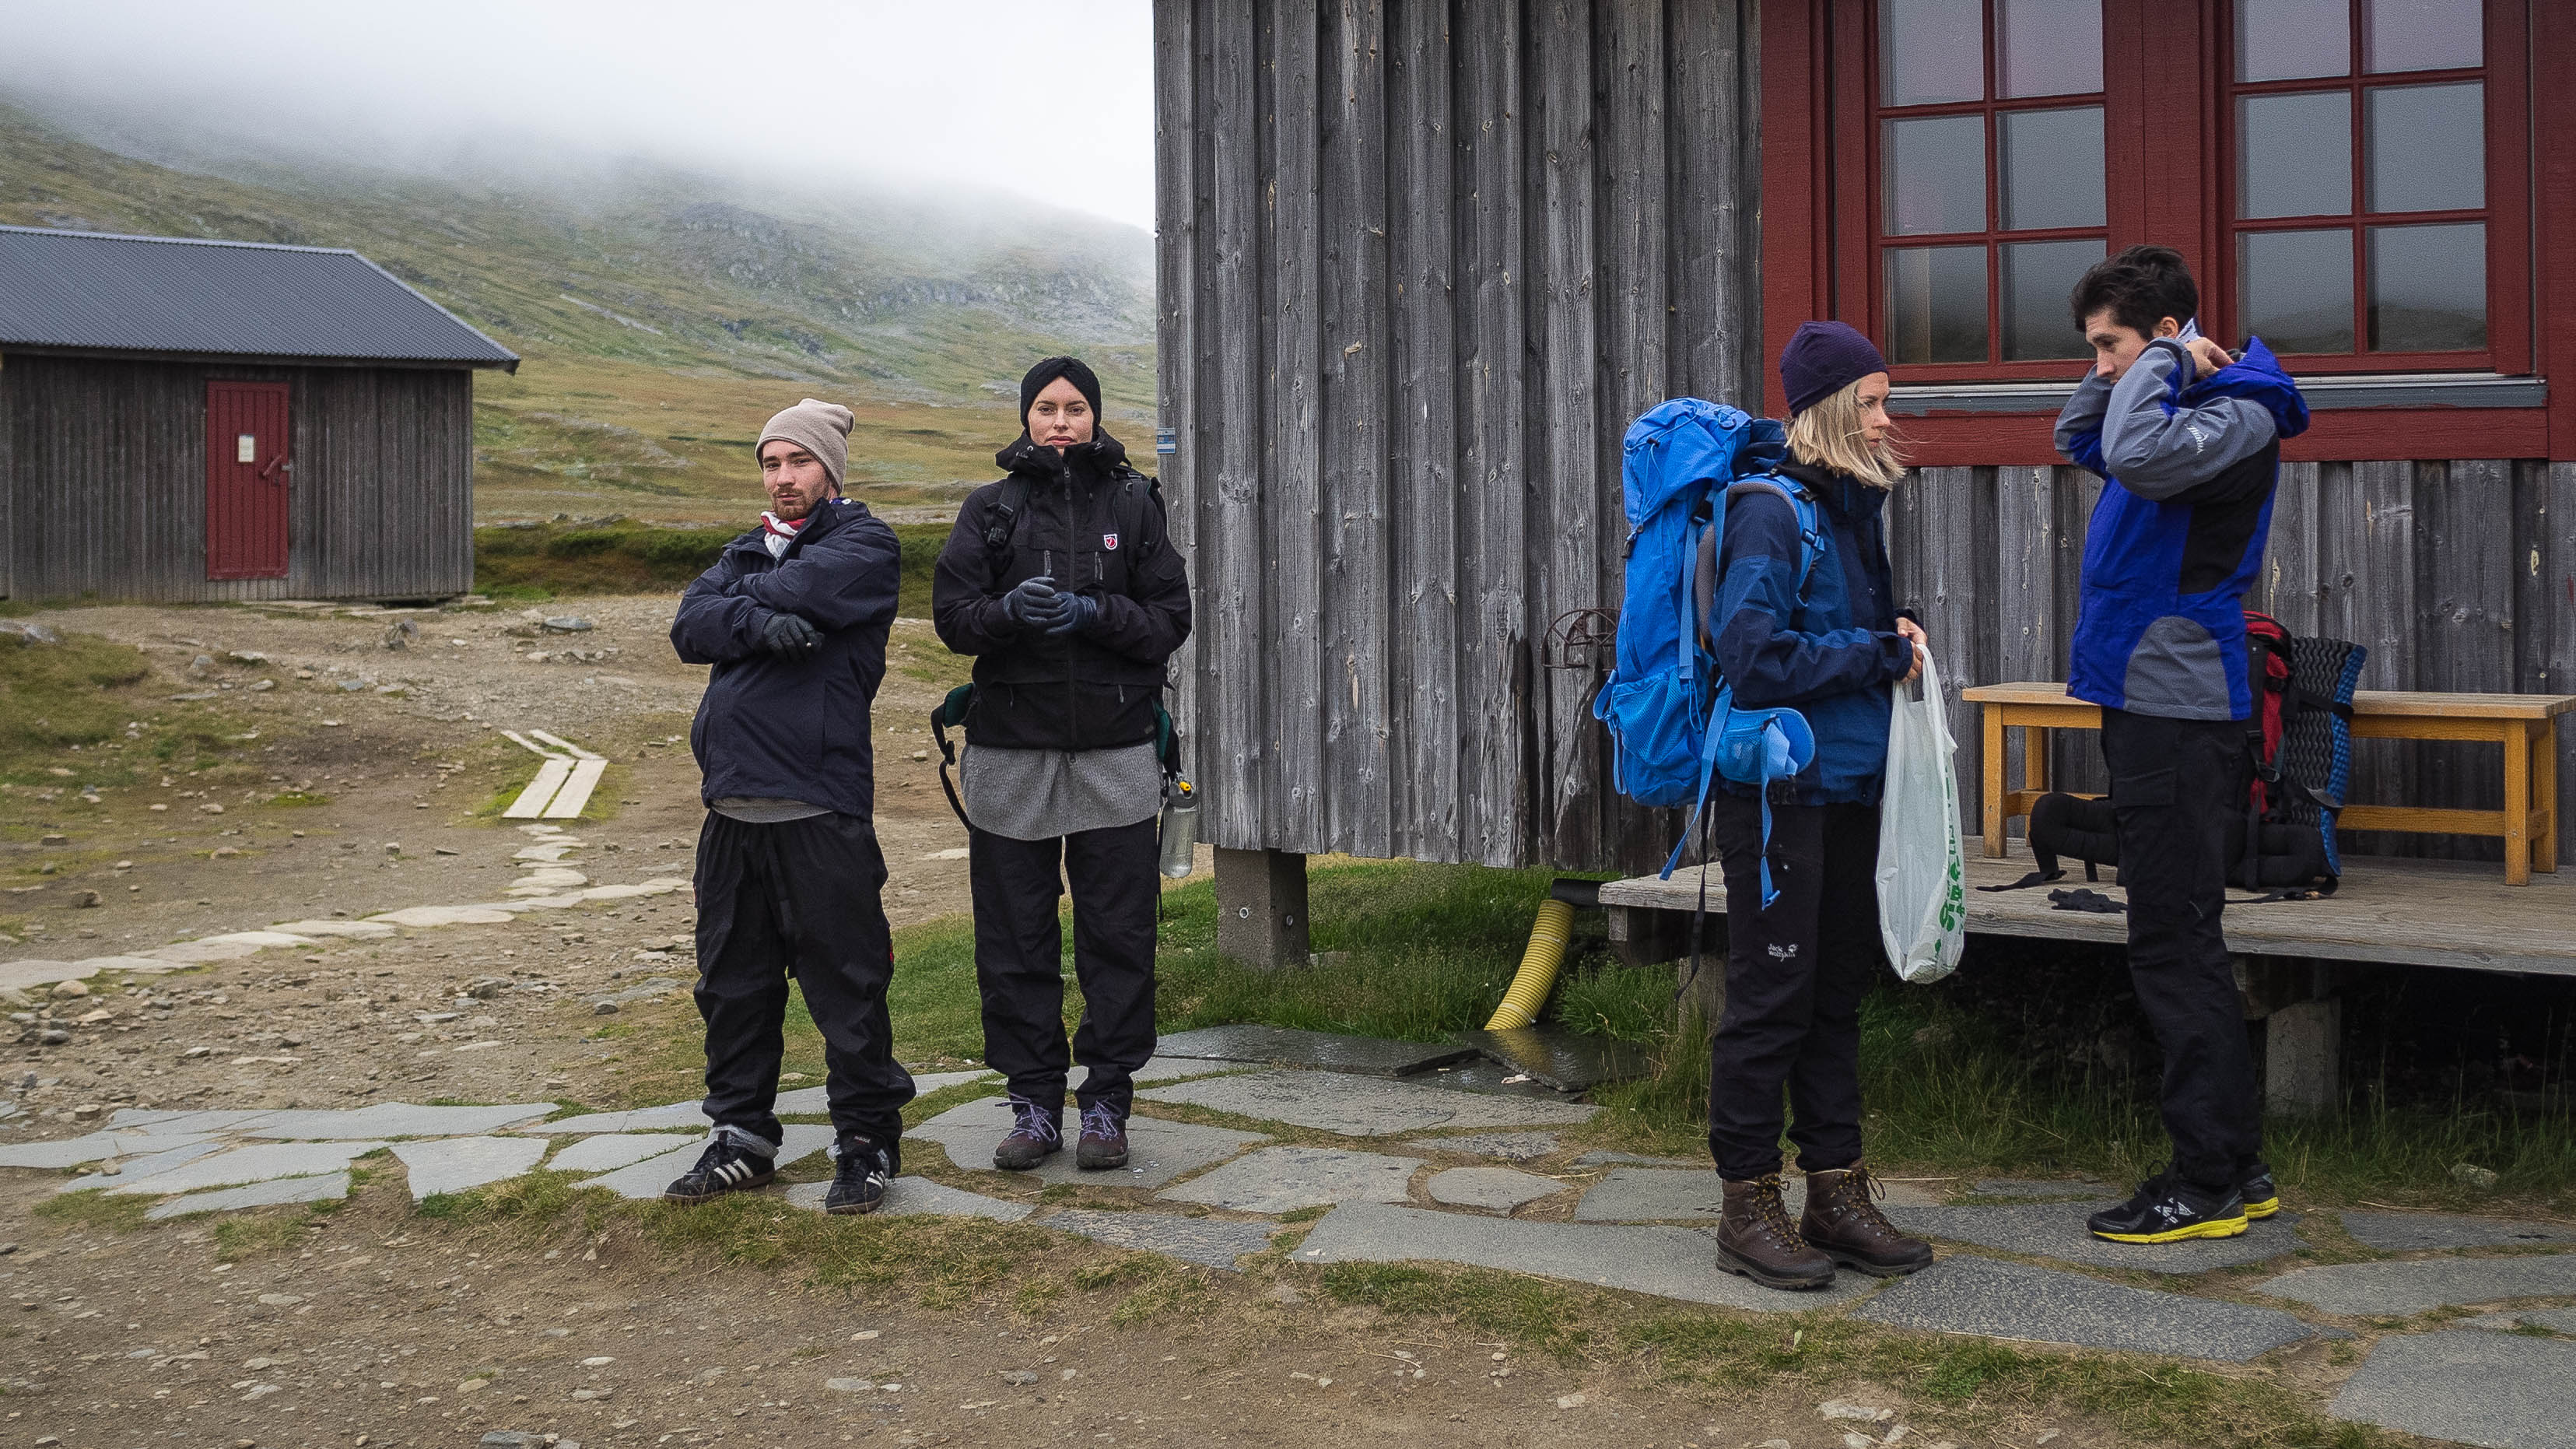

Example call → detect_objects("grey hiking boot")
1075 1102 1130 1170
992 1094 1061 1170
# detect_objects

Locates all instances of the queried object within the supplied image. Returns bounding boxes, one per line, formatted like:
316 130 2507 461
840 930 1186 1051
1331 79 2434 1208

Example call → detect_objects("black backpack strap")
981 475 1035 568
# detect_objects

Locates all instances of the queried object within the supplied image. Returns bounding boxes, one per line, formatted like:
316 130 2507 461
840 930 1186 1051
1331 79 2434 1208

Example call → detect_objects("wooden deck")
1596 837 2576 979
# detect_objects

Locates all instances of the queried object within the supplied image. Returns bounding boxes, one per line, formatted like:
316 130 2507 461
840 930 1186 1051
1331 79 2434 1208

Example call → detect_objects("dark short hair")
2070 244 2199 338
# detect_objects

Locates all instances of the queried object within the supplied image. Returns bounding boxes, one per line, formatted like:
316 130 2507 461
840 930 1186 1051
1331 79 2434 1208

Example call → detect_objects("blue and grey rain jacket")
2055 337 2310 721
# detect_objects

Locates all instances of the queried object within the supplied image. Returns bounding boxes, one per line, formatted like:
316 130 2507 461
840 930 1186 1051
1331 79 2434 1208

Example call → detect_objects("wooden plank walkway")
1596 838 2576 979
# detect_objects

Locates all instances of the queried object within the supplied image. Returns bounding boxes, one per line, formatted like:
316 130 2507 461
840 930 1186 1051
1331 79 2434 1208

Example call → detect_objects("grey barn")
0 226 518 603
1151 0 2576 954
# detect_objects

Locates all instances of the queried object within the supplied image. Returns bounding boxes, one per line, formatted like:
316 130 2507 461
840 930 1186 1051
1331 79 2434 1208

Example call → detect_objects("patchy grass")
0 631 250 797
473 518 948 618
211 1212 314 1261
32 1188 154 1230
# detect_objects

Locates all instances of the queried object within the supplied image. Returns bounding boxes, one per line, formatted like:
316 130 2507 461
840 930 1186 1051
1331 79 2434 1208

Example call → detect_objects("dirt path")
0 595 2083 1449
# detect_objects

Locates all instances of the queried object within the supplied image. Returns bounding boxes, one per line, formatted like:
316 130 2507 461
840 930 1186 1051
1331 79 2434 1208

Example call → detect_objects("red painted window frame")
1761 0 2573 462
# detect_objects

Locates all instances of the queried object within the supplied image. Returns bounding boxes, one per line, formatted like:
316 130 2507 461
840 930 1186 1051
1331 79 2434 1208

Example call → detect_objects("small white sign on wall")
237 433 257 464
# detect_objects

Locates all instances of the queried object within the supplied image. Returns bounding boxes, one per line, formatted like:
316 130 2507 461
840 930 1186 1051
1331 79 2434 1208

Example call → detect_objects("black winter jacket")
671 496 899 819
931 430 1191 751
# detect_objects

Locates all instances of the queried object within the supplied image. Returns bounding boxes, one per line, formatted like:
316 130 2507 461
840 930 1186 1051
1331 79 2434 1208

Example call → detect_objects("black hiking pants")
1705 795 1882 1181
692 810 913 1157
969 816 1159 1119
2101 707 2263 1191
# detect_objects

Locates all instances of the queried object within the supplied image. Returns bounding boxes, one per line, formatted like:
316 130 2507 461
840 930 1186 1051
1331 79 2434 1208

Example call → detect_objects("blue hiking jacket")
671 496 900 819
1701 461 1916 805
2055 337 2310 720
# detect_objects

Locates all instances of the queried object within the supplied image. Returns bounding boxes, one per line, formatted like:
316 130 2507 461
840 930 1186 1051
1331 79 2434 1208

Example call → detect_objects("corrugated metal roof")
0 225 519 369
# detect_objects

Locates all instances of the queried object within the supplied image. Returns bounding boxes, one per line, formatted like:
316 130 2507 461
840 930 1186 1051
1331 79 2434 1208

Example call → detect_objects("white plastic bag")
1876 645 1967 983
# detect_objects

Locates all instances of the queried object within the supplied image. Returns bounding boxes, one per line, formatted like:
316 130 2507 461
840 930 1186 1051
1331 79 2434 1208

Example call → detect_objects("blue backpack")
1591 398 1824 905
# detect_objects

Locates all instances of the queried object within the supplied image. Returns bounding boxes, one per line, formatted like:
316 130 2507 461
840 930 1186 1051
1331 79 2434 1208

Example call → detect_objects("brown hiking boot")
1801 1162 1934 1276
1716 1174 1837 1291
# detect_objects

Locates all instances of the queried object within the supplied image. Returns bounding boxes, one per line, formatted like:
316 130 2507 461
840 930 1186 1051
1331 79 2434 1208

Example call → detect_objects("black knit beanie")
1018 356 1103 422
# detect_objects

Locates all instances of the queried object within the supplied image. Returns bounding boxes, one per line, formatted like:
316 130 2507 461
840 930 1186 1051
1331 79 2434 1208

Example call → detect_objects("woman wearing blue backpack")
1703 321 1935 1291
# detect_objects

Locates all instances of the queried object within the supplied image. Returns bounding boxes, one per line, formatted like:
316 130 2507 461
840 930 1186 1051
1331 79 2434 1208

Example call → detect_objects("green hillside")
0 100 1156 525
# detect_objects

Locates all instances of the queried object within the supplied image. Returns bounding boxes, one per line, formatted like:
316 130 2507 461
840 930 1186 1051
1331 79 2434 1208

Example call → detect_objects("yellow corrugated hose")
1484 896 1575 1030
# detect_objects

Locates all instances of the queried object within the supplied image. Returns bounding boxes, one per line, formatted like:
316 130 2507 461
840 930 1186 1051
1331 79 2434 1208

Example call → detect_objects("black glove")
1003 576 1070 631
1045 593 1100 637
761 612 823 659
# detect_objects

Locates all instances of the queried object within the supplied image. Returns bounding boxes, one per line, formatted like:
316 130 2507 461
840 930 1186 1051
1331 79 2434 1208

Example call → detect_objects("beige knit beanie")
755 398 855 492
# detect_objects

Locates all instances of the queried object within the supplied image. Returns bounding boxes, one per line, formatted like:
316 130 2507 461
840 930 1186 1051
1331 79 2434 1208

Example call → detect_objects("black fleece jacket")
931 430 1191 751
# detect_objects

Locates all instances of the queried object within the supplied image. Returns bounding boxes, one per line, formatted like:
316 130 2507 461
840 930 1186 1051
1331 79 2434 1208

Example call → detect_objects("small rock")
1554 1393 1587 1409
71 1102 102 1118
458 1377 489 1392
850 1330 880 1341
826 1378 876 1395
1002 1370 1039 1386
1821 1402 1894 1423
39 833 68 847
51 980 89 999
38 1028 69 1045
434 847 460 855
230 651 268 665
1060 1368 1078 1381
73 890 101 908
1844 1437 1877 1449
543 616 594 633
581 1356 615 1367
201 802 226 815
570 1387 609 1400
2033 1433 2059 1446
383 843 402 857
212 847 242 858
247 679 276 693
2452 1163 2500 1191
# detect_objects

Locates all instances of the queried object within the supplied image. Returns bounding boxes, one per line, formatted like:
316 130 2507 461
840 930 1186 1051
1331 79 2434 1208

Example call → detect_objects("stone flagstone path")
8 1018 2576 1445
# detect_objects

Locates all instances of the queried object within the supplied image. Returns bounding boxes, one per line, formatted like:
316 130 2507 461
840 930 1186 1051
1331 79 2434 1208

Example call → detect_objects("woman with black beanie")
931 356 1192 1173
1702 321 1936 1291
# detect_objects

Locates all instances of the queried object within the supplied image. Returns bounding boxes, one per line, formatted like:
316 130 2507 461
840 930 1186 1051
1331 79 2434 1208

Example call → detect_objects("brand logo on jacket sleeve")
1102 533 1120 551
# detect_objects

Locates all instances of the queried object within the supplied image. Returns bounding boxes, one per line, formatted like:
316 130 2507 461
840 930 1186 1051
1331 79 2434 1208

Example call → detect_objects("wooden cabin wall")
1155 0 1765 871
1894 460 2576 867
2 355 475 603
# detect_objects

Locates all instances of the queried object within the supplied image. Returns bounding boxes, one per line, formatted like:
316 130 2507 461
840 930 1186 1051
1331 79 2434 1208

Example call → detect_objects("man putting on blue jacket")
2055 245 2309 1245
666 398 914 1214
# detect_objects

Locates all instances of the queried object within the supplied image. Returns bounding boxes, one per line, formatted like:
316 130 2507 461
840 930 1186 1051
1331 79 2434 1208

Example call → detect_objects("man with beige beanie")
667 398 913 1215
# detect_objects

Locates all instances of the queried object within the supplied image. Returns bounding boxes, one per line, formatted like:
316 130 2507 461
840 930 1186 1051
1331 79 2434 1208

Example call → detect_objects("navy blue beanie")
1779 321 1888 416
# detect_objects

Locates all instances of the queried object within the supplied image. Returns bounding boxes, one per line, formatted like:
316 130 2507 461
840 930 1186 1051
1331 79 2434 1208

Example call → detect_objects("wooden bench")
1964 682 2574 885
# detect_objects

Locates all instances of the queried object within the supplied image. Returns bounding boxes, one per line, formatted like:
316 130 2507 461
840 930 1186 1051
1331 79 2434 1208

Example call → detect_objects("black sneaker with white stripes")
660 1135 776 1205
825 1137 896 1216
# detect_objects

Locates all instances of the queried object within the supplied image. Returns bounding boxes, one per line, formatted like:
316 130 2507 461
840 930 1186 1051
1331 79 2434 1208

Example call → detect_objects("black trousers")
2101 707 2264 1191
969 816 1159 1117
692 810 913 1154
1705 795 1882 1181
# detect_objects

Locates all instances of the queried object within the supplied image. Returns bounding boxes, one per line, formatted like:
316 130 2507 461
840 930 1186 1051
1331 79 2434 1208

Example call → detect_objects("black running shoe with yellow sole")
2087 1170 2249 1244
2240 1163 2280 1220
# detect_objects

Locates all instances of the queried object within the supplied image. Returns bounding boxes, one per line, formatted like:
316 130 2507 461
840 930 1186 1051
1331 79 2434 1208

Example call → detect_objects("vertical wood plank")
2325 460 2417 858
1454 0 1529 865
2263 460 2323 635
1668 0 1754 405
1204 0 1268 847
2529 462 2576 870
1267 0 1327 852
1992 463 2057 827
1319 0 1393 858
2414 459 2515 861
1531 0 1602 865
1386 0 1460 860
1588 0 1669 872
1154 0 1204 790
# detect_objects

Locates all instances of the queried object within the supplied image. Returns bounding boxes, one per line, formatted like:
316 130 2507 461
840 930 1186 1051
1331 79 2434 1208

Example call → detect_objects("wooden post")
1982 700 2007 854
2505 717 2533 885
1605 903 1688 969
2266 998 2343 1116
1214 847 1309 970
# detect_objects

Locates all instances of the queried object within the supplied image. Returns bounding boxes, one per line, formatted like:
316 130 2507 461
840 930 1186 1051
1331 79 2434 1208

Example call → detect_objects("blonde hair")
1786 377 1906 489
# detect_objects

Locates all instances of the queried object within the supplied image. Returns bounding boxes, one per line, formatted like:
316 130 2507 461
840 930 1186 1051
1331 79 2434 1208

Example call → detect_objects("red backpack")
2241 609 2294 815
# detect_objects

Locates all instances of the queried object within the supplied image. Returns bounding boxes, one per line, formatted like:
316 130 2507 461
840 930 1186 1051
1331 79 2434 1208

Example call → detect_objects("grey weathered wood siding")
1156 0 1765 870
1917 459 2576 868
1157 0 2576 872
1 353 475 603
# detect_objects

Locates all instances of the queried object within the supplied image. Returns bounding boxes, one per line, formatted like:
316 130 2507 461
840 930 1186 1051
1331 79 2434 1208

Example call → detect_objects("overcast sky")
0 0 1158 231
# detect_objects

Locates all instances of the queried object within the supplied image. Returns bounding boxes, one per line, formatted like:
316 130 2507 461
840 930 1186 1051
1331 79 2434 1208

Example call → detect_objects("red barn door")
205 381 291 581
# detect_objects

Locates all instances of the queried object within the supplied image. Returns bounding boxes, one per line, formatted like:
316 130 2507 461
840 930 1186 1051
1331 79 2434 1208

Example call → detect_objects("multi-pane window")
2228 0 2495 362
1872 0 2109 367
